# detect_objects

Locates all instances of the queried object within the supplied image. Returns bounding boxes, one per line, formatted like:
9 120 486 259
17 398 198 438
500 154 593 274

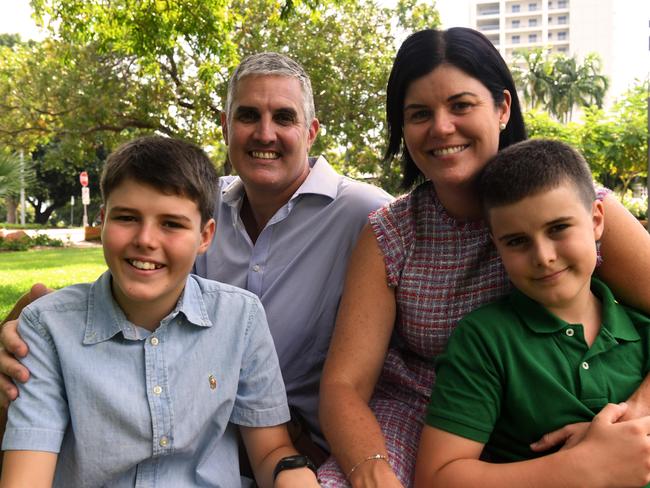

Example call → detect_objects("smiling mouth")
534 268 567 281
128 259 164 271
250 151 280 160
431 145 469 157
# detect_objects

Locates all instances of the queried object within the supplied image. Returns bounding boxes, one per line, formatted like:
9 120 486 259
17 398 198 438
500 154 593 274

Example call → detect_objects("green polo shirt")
426 278 650 462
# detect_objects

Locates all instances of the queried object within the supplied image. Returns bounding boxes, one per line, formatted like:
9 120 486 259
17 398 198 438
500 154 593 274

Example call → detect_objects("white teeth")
432 145 467 156
251 151 279 159
129 259 162 270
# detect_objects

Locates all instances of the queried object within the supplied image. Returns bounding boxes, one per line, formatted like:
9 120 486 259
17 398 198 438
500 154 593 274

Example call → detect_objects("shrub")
615 190 648 220
0 234 64 252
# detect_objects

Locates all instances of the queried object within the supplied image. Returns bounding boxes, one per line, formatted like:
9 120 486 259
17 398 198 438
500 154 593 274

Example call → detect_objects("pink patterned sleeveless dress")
319 182 610 486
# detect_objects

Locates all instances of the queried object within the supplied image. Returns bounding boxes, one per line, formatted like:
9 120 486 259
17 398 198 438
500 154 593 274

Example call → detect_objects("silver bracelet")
346 453 389 479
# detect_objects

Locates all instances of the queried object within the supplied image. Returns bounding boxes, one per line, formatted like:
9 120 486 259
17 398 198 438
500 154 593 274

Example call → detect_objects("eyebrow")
495 216 574 242
403 91 479 111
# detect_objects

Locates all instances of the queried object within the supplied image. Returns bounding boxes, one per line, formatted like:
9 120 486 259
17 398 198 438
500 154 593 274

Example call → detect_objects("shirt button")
252 265 260 272
153 385 163 395
565 328 574 337
159 436 169 447
582 362 590 370
150 337 159 346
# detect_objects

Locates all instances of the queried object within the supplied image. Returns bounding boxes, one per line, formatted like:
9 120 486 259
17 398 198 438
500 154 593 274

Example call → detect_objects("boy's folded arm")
239 424 319 488
414 403 650 488
0 450 57 488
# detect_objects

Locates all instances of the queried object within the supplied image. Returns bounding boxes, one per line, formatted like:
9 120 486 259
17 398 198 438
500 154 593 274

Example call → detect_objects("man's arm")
415 403 650 488
0 451 57 488
240 425 319 488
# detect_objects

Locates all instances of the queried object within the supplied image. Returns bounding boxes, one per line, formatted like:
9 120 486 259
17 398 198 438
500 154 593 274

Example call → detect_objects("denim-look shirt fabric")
194 156 392 448
3 271 290 487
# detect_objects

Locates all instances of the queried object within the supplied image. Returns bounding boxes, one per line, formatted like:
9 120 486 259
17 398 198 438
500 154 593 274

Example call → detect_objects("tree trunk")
5 196 17 224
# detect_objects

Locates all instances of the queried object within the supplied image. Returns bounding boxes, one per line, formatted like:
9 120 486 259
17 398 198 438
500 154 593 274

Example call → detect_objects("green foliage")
0 0 440 201
0 233 64 251
512 49 608 123
614 190 648 220
524 80 649 193
0 247 106 319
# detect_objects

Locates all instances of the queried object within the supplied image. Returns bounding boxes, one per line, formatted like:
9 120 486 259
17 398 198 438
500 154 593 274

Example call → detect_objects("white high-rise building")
465 0 650 103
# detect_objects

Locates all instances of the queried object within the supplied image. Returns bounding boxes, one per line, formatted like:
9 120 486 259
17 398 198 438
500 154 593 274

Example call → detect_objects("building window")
529 2 537 11
512 35 520 44
512 19 520 28
557 46 568 53
529 33 537 42
558 15 567 24
548 32 553 39
558 31 567 40
529 18 537 27
512 4 520 13
558 0 567 7
548 1 553 7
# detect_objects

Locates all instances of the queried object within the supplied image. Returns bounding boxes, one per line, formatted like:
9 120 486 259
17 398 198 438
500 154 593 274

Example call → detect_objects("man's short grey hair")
225 52 316 127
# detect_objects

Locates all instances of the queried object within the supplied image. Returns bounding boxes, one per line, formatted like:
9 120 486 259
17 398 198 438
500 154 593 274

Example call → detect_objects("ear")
306 118 320 151
100 206 106 225
198 218 216 254
592 200 605 241
220 112 229 145
499 89 512 127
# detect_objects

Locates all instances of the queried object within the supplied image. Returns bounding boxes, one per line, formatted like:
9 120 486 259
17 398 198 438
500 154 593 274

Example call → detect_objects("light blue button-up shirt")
194 156 392 448
3 271 289 487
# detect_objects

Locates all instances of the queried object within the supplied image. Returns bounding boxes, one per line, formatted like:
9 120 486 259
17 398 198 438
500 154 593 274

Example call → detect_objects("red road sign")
79 171 89 187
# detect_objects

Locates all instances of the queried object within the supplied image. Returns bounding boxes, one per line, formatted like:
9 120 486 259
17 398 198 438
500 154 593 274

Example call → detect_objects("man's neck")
240 163 311 243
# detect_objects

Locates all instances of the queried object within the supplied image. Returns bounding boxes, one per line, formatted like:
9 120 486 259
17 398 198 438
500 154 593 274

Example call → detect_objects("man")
0 53 393 460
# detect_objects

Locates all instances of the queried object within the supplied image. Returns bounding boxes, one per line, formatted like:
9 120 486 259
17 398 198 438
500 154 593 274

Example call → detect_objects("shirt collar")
510 277 639 342
83 272 213 344
220 155 338 209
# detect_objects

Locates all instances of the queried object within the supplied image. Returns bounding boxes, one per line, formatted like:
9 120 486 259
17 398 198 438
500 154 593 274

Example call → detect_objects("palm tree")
512 50 609 123
0 151 24 197
512 48 554 110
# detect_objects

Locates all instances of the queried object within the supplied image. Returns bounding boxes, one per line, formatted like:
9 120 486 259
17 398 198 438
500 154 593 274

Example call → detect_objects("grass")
0 247 107 320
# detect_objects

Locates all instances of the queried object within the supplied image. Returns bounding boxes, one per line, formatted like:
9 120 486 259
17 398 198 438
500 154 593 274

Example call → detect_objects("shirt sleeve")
425 317 503 444
230 298 290 427
369 194 413 288
2 309 69 452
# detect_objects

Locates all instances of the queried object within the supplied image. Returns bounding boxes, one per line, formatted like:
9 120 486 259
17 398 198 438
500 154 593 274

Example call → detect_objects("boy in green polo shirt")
415 139 650 488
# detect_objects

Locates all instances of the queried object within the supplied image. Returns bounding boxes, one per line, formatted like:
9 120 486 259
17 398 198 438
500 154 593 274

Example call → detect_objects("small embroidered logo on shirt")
209 375 217 390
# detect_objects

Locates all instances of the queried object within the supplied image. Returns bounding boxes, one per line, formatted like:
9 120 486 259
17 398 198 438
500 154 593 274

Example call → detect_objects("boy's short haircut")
477 138 596 216
100 135 219 225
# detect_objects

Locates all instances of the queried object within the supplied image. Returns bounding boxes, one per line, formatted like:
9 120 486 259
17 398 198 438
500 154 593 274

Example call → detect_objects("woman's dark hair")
385 27 527 189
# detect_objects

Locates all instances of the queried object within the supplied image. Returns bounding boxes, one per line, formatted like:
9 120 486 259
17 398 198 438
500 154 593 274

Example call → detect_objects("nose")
253 114 276 145
532 239 556 267
133 222 158 249
430 110 455 138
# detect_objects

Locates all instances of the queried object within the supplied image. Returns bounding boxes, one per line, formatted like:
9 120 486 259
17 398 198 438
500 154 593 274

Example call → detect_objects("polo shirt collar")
220 155 338 209
83 271 213 344
510 277 639 342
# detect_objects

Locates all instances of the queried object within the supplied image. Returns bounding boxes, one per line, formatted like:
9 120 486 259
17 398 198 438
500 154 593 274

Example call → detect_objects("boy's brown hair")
100 136 219 225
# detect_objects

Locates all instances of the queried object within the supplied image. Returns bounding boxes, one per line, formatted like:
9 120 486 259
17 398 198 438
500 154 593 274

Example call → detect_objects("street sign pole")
80 171 90 227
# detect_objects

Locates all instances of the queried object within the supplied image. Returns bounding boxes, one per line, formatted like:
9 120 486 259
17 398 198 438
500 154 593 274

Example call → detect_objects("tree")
512 50 608 122
0 0 441 209
512 48 553 110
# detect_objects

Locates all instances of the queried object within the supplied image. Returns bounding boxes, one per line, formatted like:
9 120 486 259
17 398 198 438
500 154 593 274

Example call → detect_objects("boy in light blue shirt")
0 136 320 487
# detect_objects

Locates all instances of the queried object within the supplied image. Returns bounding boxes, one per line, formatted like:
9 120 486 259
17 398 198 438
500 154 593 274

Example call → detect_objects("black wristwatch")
272 454 318 481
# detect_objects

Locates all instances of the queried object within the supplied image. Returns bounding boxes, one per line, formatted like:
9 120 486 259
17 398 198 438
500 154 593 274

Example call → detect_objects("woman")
318 27 650 487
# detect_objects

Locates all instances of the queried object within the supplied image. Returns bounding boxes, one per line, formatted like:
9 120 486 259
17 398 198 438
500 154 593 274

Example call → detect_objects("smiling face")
489 182 604 320
402 64 510 192
101 178 215 330
221 75 319 201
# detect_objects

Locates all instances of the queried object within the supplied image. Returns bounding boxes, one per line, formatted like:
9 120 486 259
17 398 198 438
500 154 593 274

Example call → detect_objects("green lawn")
0 247 107 320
